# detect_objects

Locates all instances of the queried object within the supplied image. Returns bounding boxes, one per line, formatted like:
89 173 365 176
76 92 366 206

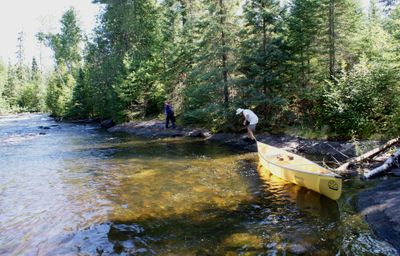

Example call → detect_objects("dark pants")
166 114 175 128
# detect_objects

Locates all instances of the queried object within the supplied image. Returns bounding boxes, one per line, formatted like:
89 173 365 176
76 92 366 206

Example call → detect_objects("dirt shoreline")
107 120 383 174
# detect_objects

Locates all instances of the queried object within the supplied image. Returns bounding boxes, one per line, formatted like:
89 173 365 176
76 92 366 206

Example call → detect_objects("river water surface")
0 114 397 255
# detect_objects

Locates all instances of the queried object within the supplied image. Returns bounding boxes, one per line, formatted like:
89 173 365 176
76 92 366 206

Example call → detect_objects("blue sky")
0 0 370 69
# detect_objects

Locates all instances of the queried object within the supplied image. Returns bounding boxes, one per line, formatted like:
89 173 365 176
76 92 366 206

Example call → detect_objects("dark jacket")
165 104 174 116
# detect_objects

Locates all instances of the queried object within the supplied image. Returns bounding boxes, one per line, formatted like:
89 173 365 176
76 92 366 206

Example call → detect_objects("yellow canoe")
257 141 342 200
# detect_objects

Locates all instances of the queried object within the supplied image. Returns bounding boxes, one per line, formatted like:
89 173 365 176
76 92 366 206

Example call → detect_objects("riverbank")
107 119 379 174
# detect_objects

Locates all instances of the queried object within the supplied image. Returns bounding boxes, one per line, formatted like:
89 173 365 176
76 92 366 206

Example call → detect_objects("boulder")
101 119 116 129
187 129 210 138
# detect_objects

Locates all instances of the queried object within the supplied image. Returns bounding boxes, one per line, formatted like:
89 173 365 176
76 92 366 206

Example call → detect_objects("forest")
0 0 399 139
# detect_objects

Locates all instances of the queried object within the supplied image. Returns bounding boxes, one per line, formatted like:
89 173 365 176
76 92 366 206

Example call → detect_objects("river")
0 114 397 255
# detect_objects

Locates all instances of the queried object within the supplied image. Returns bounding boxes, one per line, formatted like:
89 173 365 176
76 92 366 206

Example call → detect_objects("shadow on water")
45 160 344 256
48 200 339 255
257 164 340 221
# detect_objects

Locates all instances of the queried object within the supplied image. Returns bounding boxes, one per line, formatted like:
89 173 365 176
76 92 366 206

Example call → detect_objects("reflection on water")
0 114 398 255
258 165 340 221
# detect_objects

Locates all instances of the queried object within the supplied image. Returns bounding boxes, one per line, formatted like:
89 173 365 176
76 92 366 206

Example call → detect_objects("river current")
0 114 397 255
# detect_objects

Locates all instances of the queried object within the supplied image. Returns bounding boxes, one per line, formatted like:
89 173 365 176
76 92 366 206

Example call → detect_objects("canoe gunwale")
257 143 342 179
257 141 342 200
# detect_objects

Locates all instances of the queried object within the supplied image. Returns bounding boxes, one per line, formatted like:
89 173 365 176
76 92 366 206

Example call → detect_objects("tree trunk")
336 137 400 172
328 0 336 80
220 0 229 105
364 149 400 179
180 0 187 26
262 6 267 96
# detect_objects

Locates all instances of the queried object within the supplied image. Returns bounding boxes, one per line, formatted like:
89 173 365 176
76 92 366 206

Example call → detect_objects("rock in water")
358 179 400 254
101 119 116 129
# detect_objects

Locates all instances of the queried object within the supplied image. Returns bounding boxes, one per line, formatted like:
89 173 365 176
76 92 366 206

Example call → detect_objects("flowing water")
0 114 397 255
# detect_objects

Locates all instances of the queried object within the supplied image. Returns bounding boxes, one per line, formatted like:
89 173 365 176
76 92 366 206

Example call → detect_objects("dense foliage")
1 1 400 138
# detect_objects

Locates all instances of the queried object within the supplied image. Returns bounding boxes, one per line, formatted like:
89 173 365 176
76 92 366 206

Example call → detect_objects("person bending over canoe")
236 108 258 143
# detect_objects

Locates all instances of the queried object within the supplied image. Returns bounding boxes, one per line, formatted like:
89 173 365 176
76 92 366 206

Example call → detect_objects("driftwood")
336 137 400 172
363 148 400 178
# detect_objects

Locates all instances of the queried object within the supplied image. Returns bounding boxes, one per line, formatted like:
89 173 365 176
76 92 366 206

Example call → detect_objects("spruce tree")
15 31 26 81
0 60 9 112
183 0 240 129
3 63 19 107
238 0 287 126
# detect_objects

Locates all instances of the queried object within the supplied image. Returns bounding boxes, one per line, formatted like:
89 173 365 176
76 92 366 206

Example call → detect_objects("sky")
0 0 370 70
0 0 102 69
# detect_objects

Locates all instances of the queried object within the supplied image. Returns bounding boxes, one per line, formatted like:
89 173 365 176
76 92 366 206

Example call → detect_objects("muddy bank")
358 177 400 254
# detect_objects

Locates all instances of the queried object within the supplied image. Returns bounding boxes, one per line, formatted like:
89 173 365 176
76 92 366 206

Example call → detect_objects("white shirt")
243 109 258 125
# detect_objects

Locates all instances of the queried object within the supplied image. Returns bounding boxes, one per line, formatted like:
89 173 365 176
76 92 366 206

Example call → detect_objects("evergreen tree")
83 35 118 119
15 31 26 81
316 1 400 137
287 0 324 88
31 57 40 82
331 0 364 69
159 0 199 113
359 0 393 62
238 0 288 126
385 3 400 65
3 63 19 107
69 68 92 118
17 56 46 112
0 60 6 96
119 0 164 118
0 60 9 112
183 0 240 129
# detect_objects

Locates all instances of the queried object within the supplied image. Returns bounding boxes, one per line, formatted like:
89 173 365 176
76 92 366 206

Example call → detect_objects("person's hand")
243 121 246 126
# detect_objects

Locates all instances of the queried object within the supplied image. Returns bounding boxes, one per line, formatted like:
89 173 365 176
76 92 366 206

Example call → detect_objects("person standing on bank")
236 108 258 143
164 101 176 129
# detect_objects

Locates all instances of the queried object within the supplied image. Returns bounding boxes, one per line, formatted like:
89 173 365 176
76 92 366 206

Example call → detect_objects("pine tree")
361 0 392 62
238 0 288 126
31 57 40 82
15 31 26 81
385 3 400 62
287 0 324 88
0 60 9 112
0 60 6 96
3 63 19 107
159 0 201 114
183 0 240 129
69 68 92 118
332 0 364 69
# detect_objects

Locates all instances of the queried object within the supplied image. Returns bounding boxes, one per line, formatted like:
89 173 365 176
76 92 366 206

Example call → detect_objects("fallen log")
336 137 400 172
364 148 400 179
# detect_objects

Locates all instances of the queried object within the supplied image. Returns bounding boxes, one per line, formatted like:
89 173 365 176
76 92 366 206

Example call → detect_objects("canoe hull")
257 142 342 200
